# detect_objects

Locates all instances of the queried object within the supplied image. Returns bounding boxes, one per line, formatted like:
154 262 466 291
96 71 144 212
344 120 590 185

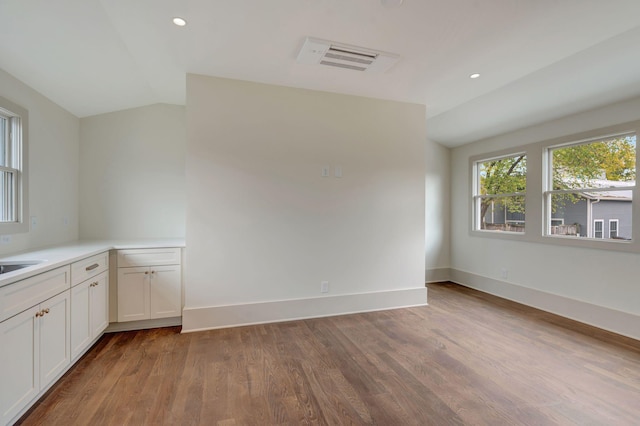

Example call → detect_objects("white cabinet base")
116 248 182 324
71 271 109 360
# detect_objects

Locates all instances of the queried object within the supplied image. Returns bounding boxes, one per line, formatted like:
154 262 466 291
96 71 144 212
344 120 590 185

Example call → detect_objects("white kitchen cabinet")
0 305 38 425
69 252 108 361
117 248 181 323
117 266 149 322
149 266 181 319
0 289 70 425
70 270 108 360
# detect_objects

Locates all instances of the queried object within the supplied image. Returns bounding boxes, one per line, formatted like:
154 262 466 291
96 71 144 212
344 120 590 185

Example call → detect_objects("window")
470 121 640 252
473 153 526 233
0 96 28 234
545 133 635 241
594 220 604 239
609 219 619 239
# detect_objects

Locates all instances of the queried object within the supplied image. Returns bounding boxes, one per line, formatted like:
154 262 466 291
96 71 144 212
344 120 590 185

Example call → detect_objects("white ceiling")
2 0 640 147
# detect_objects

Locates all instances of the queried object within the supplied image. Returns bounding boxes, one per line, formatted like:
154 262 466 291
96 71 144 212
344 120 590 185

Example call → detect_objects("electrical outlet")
500 268 508 279
30 216 38 229
0 235 12 244
321 281 329 293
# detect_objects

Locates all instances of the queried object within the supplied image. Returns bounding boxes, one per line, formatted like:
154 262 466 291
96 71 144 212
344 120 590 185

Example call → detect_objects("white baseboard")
181 287 428 333
426 267 450 283
105 316 182 333
450 268 640 341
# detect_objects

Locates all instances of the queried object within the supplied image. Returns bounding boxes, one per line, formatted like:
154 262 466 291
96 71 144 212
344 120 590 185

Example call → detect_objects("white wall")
425 139 451 282
183 75 428 331
79 104 186 239
450 95 640 339
0 68 79 255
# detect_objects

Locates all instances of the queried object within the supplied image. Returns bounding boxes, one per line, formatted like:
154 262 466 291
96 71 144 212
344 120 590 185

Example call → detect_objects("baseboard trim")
181 287 428 333
449 268 640 341
105 316 182 333
426 267 450 283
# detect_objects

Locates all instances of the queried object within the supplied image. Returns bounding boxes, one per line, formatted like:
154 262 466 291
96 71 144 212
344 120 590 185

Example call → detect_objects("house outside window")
473 153 526 233
0 96 28 234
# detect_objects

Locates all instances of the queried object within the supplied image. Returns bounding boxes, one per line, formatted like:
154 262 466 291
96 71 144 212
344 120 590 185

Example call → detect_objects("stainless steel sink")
0 260 44 274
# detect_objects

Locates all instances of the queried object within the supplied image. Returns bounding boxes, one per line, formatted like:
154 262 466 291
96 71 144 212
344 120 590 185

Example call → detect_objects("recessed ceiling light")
172 17 187 27
470 73 480 79
381 0 404 7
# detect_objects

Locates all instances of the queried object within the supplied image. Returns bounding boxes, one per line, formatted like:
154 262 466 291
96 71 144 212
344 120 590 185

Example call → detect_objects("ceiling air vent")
296 37 399 73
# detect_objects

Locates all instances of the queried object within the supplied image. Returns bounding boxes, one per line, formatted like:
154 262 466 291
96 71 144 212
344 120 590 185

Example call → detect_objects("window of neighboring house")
594 220 604 238
545 133 635 241
609 219 619 239
473 153 526 233
0 96 28 234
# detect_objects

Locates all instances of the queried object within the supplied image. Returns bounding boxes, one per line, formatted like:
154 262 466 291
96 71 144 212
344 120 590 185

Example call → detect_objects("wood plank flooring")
18 282 640 425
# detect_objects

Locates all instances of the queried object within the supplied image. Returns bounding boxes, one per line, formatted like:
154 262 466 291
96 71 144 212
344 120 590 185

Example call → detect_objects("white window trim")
469 119 640 253
0 96 28 234
471 151 527 235
593 219 604 239
609 219 619 239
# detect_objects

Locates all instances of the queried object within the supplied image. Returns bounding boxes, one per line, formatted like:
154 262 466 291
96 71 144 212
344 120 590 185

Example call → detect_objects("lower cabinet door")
0 306 39 425
72 271 110 359
150 265 181 319
90 271 109 337
39 290 71 390
117 267 150 322
71 280 91 360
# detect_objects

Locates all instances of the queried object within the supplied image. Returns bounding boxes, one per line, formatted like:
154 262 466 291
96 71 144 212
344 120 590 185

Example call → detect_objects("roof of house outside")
580 179 634 201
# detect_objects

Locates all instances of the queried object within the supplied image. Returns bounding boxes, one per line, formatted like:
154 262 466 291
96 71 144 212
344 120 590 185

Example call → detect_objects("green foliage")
552 137 636 189
479 155 526 221
480 155 526 195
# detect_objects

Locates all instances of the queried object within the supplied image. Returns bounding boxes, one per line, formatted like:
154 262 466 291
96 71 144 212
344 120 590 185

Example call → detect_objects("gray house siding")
552 198 631 239
553 198 588 236
484 197 632 239
483 202 525 225
593 200 632 240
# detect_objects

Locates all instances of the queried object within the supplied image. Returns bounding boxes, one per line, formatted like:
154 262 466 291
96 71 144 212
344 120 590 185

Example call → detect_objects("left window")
473 153 527 233
0 96 28 233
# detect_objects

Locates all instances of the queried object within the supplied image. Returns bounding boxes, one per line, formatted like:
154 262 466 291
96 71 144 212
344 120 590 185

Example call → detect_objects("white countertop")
0 239 185 288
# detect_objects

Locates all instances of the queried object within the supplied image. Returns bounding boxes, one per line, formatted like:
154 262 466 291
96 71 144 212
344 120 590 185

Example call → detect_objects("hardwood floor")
18 282 640 425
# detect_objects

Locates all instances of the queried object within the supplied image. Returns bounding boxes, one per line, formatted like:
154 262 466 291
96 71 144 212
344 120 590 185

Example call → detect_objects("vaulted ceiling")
2 0 640 146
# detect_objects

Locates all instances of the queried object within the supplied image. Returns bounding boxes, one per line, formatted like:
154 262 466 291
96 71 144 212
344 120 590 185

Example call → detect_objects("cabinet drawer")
71 252 108 286
117 248 181 267
0 266 71 322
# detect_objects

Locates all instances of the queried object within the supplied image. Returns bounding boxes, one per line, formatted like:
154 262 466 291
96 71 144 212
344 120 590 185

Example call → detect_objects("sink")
0 260 44 274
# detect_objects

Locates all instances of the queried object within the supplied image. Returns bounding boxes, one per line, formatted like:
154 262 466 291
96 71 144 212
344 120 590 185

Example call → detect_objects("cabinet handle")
35 308 49 317
144 271 149 275
151 270 155 274
85 263 99 271
90 281 98 287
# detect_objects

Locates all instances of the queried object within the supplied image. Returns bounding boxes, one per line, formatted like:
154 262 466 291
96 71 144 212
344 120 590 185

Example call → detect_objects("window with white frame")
0 96 28 234
473 153 526 233
609 219 619 239
544 133 636 241
594 220 604 238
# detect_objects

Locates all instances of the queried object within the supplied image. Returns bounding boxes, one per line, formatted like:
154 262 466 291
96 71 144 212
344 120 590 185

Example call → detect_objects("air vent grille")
296 37 399 73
